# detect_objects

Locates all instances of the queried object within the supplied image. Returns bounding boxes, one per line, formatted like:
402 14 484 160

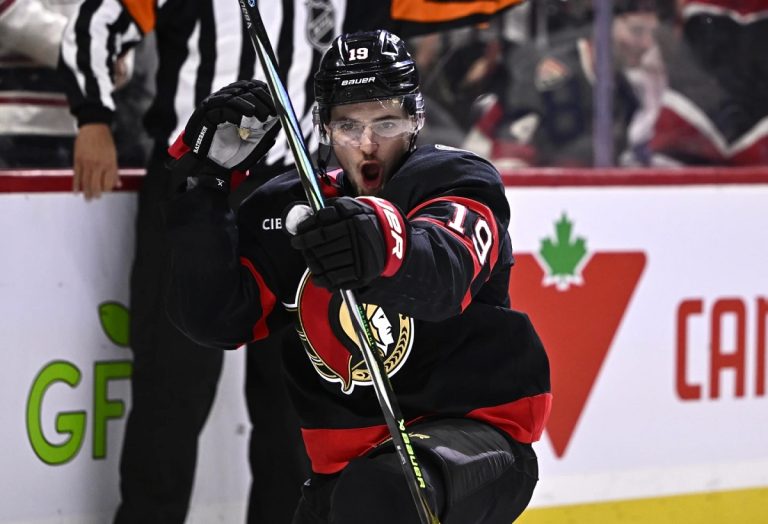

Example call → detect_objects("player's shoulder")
397 144 503 187
385 144 508 216
409 143 486 161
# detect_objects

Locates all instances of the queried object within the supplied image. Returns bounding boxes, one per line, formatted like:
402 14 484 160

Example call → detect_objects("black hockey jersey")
165 144 552 474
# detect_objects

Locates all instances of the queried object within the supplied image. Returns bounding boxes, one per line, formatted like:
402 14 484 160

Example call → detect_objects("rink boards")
503 169 768 523
0 168 766 523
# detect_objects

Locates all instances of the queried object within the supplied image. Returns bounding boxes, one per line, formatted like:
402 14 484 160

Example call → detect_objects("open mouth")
361 162 382 184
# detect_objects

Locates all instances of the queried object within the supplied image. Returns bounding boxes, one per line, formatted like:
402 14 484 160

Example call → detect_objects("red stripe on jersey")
466 393 553 443
301 424 391 474
408 196 500 269
358 196 407 277
239 257 276 341
301 393 551 474
168 132 190 160
409 196 501 309
442 196 501 270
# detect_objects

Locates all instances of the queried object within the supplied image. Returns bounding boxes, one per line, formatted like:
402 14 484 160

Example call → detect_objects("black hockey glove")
178 79 280 191
287 197 408 290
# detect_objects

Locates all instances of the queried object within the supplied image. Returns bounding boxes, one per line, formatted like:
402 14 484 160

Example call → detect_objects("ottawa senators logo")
291 270 414 394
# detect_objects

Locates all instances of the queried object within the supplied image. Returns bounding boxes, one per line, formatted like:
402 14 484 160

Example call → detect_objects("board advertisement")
1 171 766 522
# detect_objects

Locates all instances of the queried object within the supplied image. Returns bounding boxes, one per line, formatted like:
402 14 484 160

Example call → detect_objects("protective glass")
326 117 419 146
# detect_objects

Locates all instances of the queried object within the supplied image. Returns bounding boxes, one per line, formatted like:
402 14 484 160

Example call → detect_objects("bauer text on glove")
182 79 280 172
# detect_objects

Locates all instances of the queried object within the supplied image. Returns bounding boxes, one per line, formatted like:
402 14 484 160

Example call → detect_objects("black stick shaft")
235 2 438 522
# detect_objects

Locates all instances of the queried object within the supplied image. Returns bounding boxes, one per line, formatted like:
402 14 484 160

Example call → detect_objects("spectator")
414 5 531 148
620 33 667 166
466 0 660 168
58 1 527 523
650 0 768 165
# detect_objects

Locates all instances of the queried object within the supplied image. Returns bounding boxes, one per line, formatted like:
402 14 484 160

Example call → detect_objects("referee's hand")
73 123 122 201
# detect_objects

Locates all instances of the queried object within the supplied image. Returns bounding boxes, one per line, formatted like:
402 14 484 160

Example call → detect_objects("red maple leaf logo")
509 215 646 457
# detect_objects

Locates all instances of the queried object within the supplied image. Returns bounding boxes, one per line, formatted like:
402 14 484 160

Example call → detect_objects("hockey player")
164 29 551 523
59 1 527 521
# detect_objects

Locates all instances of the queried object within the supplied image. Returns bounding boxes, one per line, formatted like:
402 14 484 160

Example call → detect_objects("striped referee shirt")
58 0 522 171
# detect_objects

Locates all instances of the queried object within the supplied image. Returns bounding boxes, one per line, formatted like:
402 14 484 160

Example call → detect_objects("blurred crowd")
2 0 766 170
413 0 768 168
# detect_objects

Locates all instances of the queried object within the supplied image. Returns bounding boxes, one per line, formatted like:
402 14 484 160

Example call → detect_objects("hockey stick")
235 2 439 523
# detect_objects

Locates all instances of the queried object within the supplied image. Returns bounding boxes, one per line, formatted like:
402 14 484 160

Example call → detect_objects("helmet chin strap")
407 132 419 152
316 143 333 183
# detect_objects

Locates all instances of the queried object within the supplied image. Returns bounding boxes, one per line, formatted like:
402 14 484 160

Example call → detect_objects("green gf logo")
26 302 133 465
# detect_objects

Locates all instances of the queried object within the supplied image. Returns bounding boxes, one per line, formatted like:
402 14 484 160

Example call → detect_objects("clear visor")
315 97 424 147
327 117 419 146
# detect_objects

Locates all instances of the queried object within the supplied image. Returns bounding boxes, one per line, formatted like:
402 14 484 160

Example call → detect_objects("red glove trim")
231 170 247 191
357 196 407 278
321 169 344 198
168 132 190 160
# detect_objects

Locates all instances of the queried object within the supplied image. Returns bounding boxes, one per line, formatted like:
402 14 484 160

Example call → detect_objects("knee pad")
401 418 532 508
329 450 443 524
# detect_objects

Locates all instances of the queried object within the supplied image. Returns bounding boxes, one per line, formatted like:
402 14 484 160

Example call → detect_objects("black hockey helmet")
314 30 425 145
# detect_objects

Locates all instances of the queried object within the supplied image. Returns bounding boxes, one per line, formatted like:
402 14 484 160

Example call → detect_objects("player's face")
613 12 658 68
328 99 413 196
